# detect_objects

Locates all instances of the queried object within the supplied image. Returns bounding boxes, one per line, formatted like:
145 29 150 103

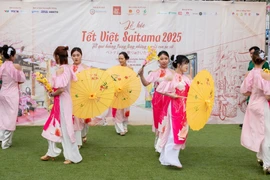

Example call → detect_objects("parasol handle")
205 99 211 110
137 65 145 77
117 87 122 92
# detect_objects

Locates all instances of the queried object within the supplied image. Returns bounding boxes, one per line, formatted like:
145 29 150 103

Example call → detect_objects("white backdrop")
0 0 266 125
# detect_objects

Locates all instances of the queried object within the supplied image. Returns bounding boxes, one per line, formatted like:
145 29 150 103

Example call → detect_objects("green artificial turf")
0 125 268 180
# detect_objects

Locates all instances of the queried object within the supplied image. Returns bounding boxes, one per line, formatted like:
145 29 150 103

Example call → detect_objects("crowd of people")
0 45 134 164
1 44 270 174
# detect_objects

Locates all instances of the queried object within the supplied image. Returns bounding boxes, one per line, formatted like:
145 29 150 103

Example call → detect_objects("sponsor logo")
157 11 168 15
20 10 28 13
49 11 58 13
113 6 121 15
178 11 182 15
90 9 95 15
128 8 145 15
32 10 39 13
41 10 48 13
90 8 106 15
168 11 176 15
209 12 217 16
199 12 202 16
4 10 9 13
143 9 147 15
11 10 19 13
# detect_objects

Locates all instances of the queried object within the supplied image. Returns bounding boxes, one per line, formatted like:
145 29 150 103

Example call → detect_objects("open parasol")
186 70 215 130
71 68 115 118
106 65 141 109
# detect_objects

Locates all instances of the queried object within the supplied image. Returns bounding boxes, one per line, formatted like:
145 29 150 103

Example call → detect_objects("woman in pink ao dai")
156 55 191 168
41 46 82 164
240 50 270 174
0 45 26 149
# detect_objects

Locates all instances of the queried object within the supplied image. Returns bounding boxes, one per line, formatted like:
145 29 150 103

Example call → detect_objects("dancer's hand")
243 92 251 96
168 93 180 99
138 66 144 76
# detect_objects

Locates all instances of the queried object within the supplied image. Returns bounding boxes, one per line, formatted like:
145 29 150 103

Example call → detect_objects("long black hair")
1 45 16 59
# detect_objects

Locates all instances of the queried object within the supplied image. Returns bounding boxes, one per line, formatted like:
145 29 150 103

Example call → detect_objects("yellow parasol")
71 68 115 119
106 65 141 109
186 70 215 130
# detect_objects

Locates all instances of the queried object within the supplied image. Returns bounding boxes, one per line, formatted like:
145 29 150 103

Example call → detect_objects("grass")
0 125 268 180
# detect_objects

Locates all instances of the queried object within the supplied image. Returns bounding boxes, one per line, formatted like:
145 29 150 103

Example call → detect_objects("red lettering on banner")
162 32 182 42
81 30 182 43
122 31 161 42
100 31 119 43
120 20 135 30
136 21 145 29
82 31 97 42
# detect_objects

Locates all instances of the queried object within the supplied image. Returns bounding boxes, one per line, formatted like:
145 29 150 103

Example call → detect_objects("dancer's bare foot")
63 160 72 164
120 132 126 136
82 136 87 143
40 155 55 161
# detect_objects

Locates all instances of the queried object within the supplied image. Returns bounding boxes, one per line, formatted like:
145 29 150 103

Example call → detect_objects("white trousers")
81 124 89 137
75 131 82 146
159 104 182 167
45 101 82 163
75 124 89 146
0 130 14 149
257 103 270 168
114 121 128 134
46 118 82 163
159 129 182 167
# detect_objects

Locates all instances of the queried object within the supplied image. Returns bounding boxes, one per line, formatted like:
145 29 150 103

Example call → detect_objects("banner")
0 0 266 125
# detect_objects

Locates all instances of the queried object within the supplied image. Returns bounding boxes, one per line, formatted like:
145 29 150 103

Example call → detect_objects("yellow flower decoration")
143 46 158 66
263 68 270 74
34 72 53 92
